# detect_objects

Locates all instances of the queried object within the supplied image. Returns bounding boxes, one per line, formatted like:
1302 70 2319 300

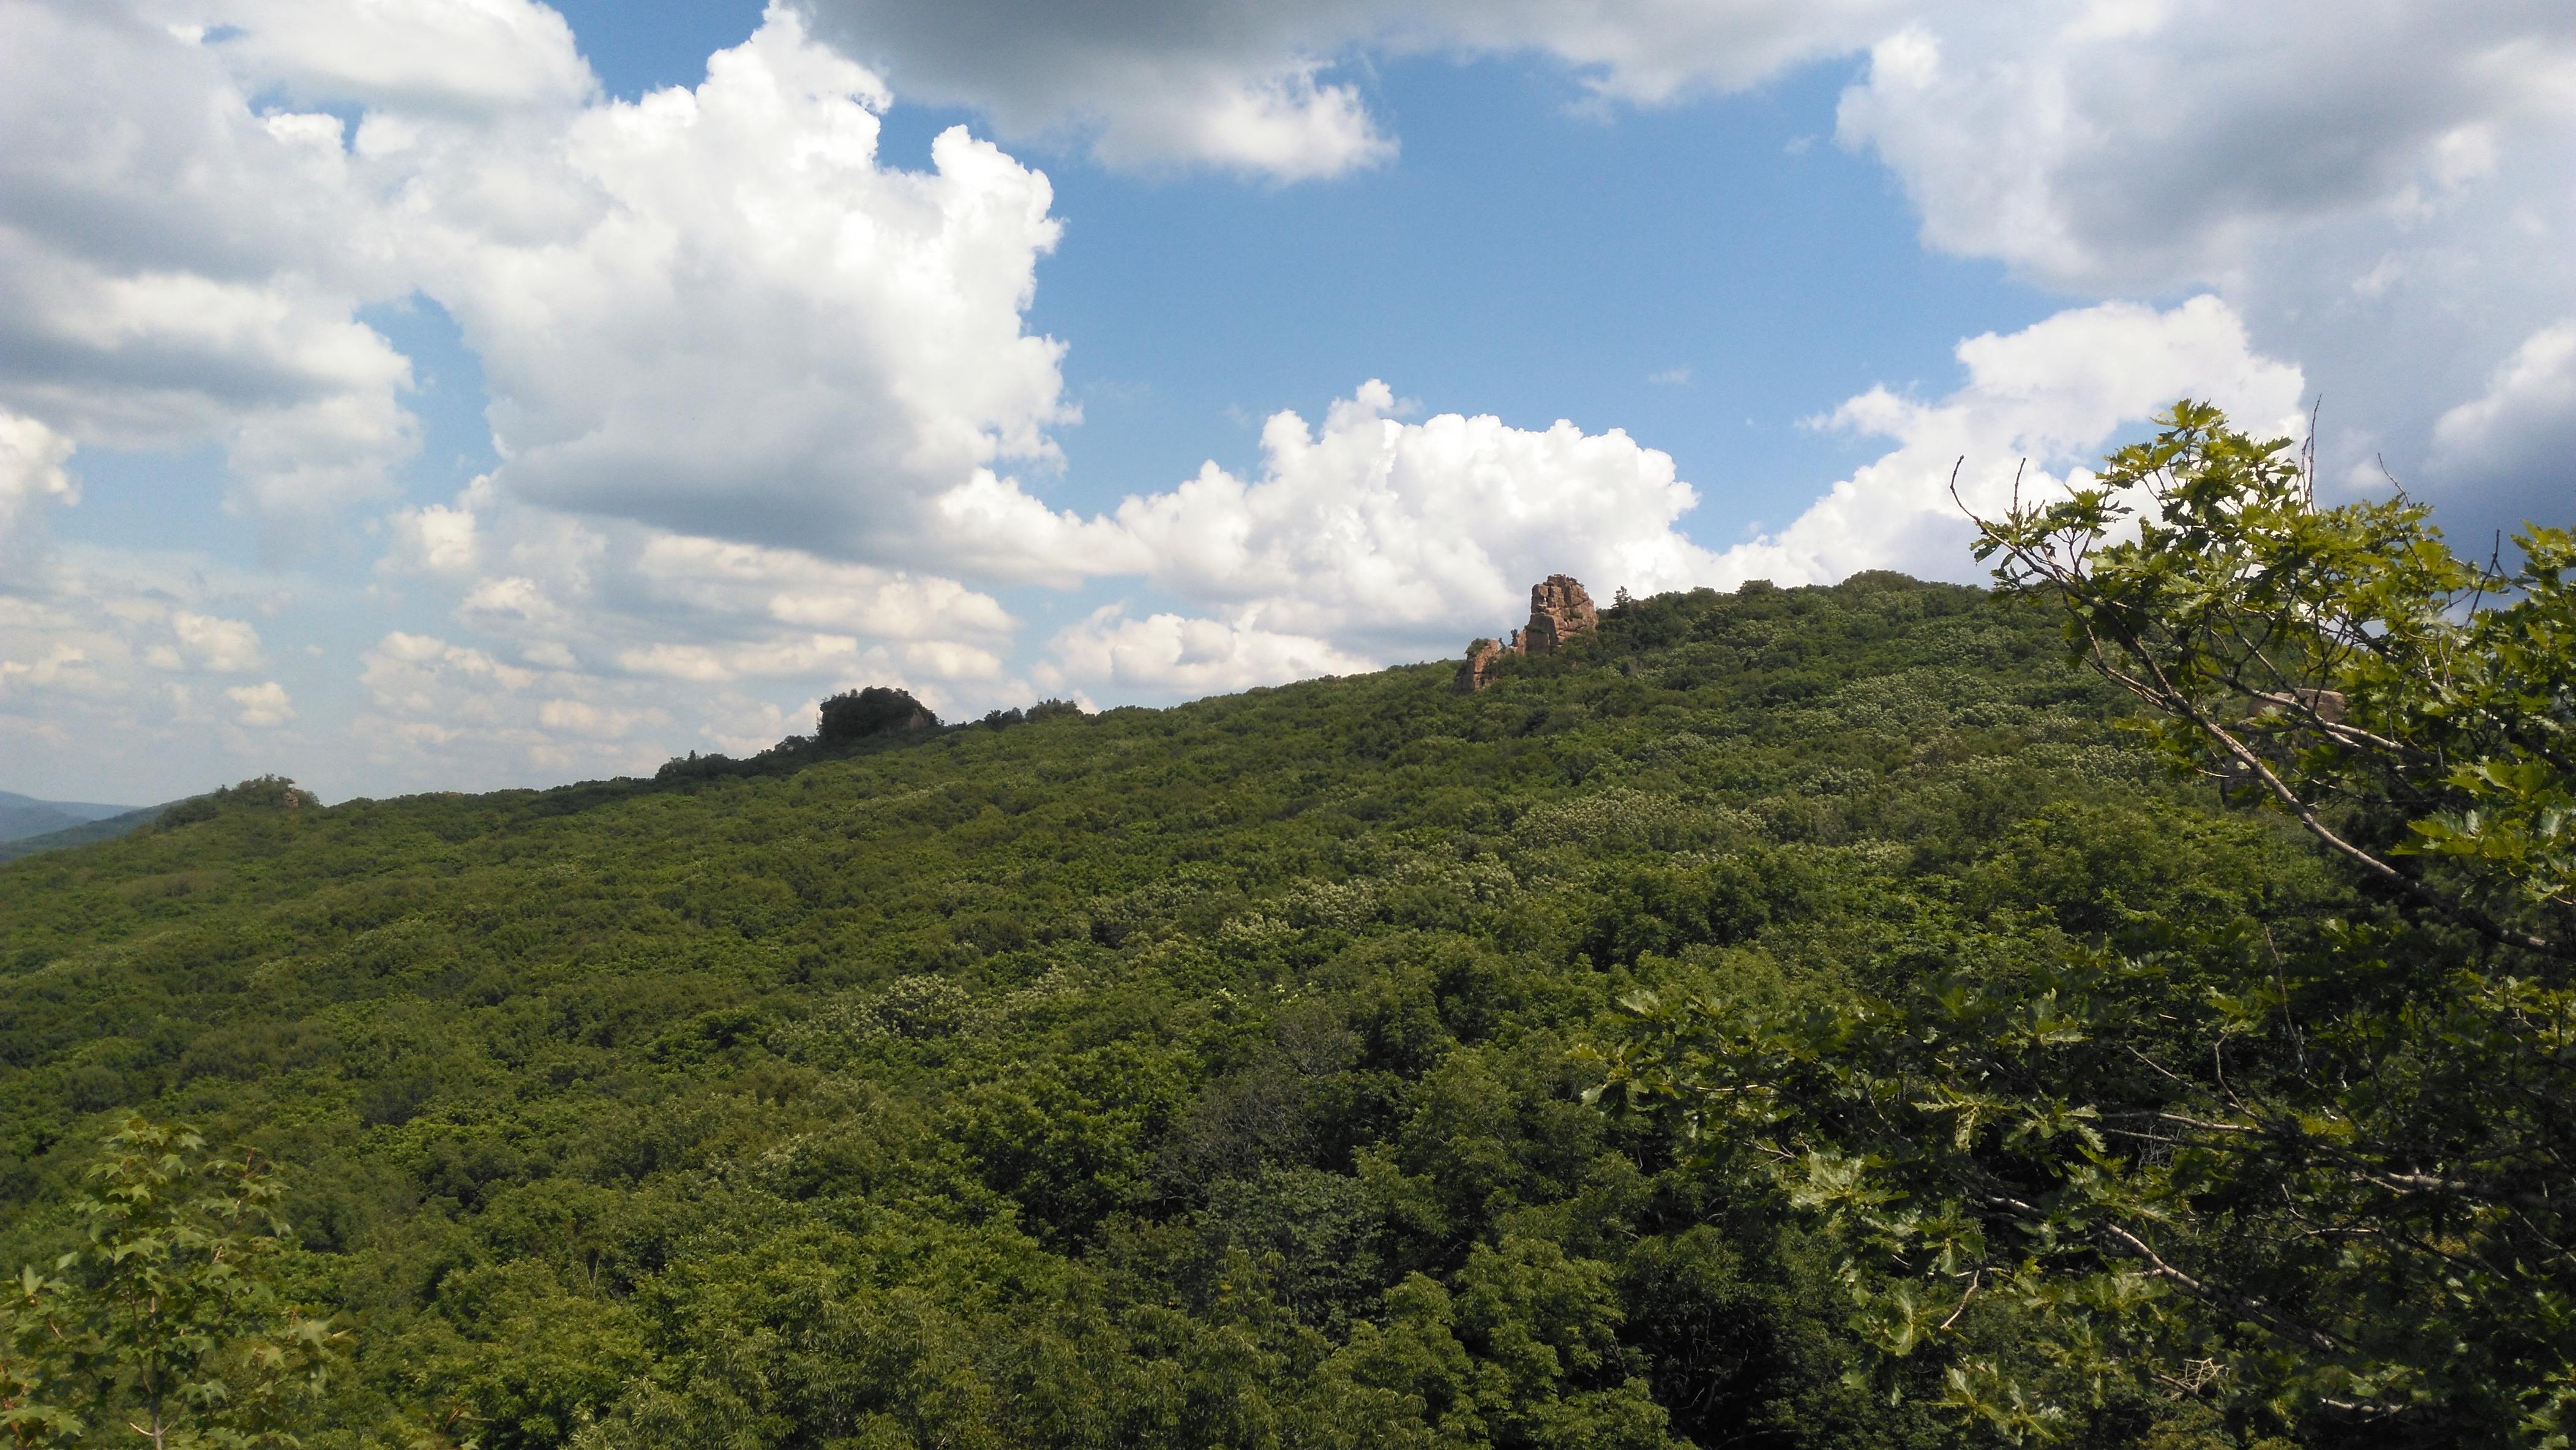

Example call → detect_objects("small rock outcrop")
1455 574 1601 693
1521 574 1599 653
1457 637 1508 693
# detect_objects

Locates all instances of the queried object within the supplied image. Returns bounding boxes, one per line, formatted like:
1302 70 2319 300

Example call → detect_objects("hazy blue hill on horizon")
0 803 173 864
0 791 140 844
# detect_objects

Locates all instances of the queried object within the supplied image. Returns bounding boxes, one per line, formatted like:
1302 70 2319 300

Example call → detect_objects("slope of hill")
0 575 2310 1448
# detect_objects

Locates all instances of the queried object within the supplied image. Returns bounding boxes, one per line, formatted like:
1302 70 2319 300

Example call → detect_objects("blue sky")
4 0 2570 805
537 0 2059 529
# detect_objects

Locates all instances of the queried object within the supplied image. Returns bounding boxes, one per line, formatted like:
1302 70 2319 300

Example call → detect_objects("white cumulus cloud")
0 2 427 546
983 380 1724 669
981 379 1743 698
171 611 266 672
4 1 1084 789
1718 296 2308 587
180 0 596 116
2 1 1074 566
225 679 294 727
399 6 1073 563
1835 4 2576 291
2429 319 2576 524
0 411 77 558
1039 607 1376 699
1828 1 2576 527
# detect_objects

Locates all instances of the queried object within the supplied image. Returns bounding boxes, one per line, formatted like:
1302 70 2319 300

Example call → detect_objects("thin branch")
2302 397 2321 505
2125 1045 2188 1086
1939 1270 1983 1331
2087 645 2561 958
2094 1220 2342 1355
2155 1113 2256 1134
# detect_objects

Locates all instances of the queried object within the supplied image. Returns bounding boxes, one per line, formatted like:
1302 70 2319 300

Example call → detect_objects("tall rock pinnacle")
1455 574 1600 692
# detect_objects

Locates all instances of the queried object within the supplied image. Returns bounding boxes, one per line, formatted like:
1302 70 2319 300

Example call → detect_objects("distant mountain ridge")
0 792 137 843
0 794 169 862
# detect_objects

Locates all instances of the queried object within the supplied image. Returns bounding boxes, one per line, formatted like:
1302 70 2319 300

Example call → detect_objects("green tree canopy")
4 1119 334 1450
1590 402 2574 1445
818 688 940 743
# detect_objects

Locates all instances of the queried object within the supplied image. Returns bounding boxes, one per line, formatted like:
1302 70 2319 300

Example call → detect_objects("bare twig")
2095 1221 2342 1355
1939 1269 1983 1331
2083 640 2561 958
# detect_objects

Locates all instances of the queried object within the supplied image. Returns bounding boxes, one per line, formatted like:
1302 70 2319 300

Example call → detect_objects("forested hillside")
2 485 2567 1450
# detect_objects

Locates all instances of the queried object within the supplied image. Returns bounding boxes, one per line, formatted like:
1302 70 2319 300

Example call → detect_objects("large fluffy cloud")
394 8 1073 558
998 383 1719 626
0 1 1073 559
0 2 427 543
193 0 594 116
1837 5 2576 291
1 0 1080 792
1720 296 2307 587
0 0 601 547
939 380 1724 695
1833 1 2576 527
1116 384 1716 636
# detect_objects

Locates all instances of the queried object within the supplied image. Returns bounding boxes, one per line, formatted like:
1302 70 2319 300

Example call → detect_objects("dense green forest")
3 411 2569 1449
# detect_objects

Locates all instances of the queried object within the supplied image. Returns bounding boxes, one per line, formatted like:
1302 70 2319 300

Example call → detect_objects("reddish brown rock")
1456 575 1603 692
1455 637 1507 694
1520 574 1598 655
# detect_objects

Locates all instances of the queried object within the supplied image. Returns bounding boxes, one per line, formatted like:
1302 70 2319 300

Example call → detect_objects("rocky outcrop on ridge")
1521 574 1599 653
1455 575 1600 693
1457 637 1508 693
